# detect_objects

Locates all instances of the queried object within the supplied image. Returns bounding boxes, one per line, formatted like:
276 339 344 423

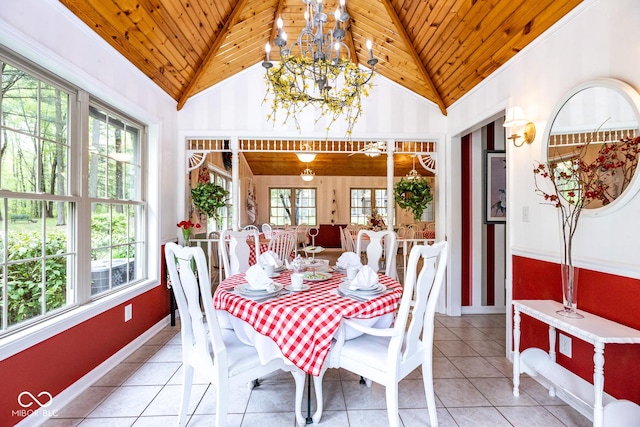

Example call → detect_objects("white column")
230 137 240 231
386 139 395 230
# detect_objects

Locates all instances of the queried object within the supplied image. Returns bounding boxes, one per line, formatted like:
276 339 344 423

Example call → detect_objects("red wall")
512 255 640 403
0 284 172 426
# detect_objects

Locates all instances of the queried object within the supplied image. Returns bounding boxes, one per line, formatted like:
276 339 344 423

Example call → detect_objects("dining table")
212 267 403 423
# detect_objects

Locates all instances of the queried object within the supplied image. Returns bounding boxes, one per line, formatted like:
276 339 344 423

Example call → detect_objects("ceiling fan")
349 141 386 157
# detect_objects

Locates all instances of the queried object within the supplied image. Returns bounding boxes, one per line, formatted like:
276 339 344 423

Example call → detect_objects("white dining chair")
342 227 356 253
242 224 259 232
329 241 448 427
261 223 273 239
164 243 306 427
219 229 260 279
356 229 398 279
267 230 296 263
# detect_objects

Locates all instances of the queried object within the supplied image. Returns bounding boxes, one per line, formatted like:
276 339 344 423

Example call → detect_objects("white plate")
304 246 324 253
275 265 287 272
338 281 386 295
332 266 347 273
235 283 283 296
267 272 281 278
285 284 311 292
303 272 332 281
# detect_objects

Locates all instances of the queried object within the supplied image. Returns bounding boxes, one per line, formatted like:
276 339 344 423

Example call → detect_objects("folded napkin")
348 265 379 291
245 264 277 291
336 252 362 269
259 251 283 267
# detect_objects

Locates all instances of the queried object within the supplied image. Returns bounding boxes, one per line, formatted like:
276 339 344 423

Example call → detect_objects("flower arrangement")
263 56 374 136
177 220 201 244
367 209 386 230
533 134 640 316
534 135 640 265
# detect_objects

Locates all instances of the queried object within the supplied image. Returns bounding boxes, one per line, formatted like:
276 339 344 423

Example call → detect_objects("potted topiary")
190 182 229 220
394 177 433 220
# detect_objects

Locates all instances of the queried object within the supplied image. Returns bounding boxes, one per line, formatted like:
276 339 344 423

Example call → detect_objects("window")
210 170 232 231
350 188 388 224
88 104 145 296
0 49 147 334
269 188 316 226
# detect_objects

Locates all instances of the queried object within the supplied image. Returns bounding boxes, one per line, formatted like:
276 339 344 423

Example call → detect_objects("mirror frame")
543 78 640 216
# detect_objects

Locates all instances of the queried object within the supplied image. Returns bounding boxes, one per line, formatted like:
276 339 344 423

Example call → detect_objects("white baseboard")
461 305 506 315
16 315 173 427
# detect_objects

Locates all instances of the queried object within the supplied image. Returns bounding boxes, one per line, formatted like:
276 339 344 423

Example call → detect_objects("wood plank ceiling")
59 0 582 175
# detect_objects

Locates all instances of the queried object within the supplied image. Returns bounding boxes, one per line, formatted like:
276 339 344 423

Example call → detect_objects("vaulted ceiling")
58 0 582 176
59 0 582 114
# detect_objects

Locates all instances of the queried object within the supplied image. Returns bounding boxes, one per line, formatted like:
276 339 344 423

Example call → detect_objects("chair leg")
216 379 230 427
312 372 325 423
178 365 194 427
385 383 400 427
422 360 438 427
291 369 307 426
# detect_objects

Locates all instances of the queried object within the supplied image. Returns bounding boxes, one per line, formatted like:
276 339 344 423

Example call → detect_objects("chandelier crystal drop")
262 0 378 135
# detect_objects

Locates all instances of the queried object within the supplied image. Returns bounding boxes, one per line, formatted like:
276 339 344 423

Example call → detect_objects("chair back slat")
267 230 296 263
219 230 260 279
356 229 398 278
394 241 448 363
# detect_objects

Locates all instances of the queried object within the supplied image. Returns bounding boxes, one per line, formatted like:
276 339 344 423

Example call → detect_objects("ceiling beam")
380 0 448 115
177 0 250 110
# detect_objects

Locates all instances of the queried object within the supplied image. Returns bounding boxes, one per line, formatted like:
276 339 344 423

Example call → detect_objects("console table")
512 300 640 427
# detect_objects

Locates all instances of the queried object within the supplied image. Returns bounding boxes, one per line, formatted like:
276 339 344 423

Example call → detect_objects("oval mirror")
544 78 640 215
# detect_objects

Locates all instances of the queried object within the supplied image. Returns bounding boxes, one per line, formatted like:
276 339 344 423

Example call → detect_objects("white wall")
178 63 447 140
447 0 640 280
0 0 181 273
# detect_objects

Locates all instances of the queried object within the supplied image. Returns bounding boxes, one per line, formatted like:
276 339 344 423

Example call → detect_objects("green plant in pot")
190 182 229 220
394 177 433 220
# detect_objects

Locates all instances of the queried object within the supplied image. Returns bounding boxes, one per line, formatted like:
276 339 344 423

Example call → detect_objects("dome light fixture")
300 167 315 182
295 142 317 163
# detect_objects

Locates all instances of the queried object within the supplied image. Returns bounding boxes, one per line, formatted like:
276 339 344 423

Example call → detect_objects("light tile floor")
44 313 590 427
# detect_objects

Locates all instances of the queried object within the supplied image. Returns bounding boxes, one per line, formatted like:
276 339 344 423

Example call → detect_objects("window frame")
350 187 389 225
0 46 149 337
268 187 317 226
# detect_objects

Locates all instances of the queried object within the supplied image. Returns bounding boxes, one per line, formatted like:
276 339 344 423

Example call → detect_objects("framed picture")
485 150 506 223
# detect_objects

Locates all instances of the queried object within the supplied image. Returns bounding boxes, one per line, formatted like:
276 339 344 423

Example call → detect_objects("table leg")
593 342 605 427
306 373 313 424
512 308 521 396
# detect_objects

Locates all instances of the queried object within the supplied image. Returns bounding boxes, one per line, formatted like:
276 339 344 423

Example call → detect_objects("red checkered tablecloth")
248 243 270 266
213 270 403 376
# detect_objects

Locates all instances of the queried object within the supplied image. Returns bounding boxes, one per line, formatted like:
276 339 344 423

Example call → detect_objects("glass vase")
182 228 191 246
556 263 583 318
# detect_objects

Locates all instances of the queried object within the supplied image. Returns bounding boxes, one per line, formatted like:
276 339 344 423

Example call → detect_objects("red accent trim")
486 122 495 305
513 255 640 404
461 133 472 306
486 227 495 305
1 283 172 426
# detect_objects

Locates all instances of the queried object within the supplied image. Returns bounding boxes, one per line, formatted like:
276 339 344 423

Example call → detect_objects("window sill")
0 279 160 361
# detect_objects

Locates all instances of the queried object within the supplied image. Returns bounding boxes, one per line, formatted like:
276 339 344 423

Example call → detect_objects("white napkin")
336 252 362 269
245 264 276 291
259 251 283 267
348 265 379 291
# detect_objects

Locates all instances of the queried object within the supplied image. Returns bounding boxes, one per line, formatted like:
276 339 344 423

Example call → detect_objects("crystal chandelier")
262 0 378 135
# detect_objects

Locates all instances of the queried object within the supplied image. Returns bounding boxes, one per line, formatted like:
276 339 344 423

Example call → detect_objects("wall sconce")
300 167 315 181
503 106 536 147
295 143 317 162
